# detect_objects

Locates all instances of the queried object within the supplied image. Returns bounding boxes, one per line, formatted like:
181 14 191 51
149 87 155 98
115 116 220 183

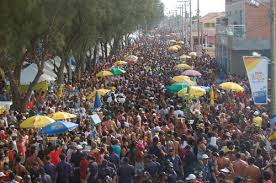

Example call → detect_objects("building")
192 12 225 47
216 0 272 76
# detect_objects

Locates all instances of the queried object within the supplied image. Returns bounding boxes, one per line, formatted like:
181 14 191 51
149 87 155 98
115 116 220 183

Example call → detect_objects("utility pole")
190 0 193 50
197 0 200 47
178 0 187 42
184 1 187 45
177 4 184 40
271 0 276 115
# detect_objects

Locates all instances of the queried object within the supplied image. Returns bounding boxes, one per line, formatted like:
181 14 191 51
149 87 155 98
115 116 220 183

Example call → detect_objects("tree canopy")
0 0 164 112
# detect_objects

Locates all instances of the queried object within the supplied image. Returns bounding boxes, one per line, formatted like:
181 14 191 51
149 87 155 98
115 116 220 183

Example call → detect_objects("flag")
94 91 102 109
268 131 276 141
58 85 64 98
210 86 215 106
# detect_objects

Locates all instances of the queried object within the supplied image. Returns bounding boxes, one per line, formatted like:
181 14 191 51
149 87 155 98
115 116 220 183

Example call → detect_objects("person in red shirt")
49 145 62 166
80 154 89 183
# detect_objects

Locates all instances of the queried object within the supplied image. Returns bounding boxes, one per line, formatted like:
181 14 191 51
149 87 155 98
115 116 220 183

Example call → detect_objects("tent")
20 63 56 85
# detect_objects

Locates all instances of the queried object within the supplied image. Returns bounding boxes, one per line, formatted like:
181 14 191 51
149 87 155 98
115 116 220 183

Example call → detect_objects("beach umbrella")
172 76 196 86
180 54 192 59
166 83 188 93
40 121 78 135
174 64 192 70
182 69 202 77
125 55 138 63
176 41 185 45
87 89 111 99
219 82 244 92
48 112 77 120
96 71 113 78
178 86 207 97
109 68 126 75
173 75 190 82
94 91 102 109
168 46 179 53
20 115 55 128
114 60 128 65
174 45 181 50
189 52 197 56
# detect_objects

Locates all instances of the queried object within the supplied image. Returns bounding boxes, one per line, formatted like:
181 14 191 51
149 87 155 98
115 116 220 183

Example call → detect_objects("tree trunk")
92 45 97 69
100 42 104 60
56 54 67 84
104 42 108 61
110 37 120 56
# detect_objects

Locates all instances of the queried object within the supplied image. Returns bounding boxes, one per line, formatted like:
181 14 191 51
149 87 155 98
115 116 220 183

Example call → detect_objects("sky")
161 0 225 16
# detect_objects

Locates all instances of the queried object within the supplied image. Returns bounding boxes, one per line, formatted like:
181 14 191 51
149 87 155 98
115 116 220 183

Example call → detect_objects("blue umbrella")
94 91 102 109
40 121 78 135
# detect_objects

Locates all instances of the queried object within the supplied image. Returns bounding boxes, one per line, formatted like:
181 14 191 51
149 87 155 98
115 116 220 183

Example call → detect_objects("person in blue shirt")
56 154 71 183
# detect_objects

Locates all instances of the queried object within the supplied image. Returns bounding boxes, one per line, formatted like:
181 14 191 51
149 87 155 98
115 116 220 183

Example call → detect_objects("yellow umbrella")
173 75 190 82
96 71 113 78
168 46 179 53
0 106 7 115
189 52 197 56
219 82 244 92
180 54 192 59
169 40 177 44
87 89 111 100
178 86 206 97
176 41 185 45
20 115 55 128
174 45 181 50
174 64 192 70
173 76 196 85
48 112 77 120
114 60 128 65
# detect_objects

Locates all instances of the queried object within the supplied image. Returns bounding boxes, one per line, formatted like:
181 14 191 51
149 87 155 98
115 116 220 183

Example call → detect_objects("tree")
0 0 75 111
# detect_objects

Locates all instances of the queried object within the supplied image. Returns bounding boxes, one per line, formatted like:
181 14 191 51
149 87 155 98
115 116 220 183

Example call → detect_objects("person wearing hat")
252 111 262 127
200 154 216 183
186 174 200 183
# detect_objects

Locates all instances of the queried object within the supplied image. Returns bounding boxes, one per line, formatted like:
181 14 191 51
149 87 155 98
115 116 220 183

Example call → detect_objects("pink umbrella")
182 69 202 77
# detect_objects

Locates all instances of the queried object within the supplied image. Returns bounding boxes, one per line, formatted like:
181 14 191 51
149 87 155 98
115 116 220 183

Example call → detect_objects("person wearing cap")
186 174 200 183
252 111 262 127
200 154 215 183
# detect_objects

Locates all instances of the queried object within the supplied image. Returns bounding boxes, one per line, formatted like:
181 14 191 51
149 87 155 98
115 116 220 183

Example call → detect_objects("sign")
90 114 102 125
0 101 12 110
243 56 269 105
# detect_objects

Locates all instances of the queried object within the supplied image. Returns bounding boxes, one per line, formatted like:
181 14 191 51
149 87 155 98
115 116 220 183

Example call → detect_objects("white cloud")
161 0 225 16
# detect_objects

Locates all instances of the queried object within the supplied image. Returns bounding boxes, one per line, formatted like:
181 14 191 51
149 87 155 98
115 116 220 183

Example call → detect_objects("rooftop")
200 12 225 24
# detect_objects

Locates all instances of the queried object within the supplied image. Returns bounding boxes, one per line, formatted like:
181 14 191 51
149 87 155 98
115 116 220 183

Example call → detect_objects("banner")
243 56 269 105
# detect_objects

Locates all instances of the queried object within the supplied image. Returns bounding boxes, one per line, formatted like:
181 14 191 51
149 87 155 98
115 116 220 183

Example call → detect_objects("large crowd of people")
0 34 275 183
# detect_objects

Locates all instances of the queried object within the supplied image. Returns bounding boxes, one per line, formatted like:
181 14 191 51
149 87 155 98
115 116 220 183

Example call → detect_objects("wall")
226 0 245 25
245 3 271 39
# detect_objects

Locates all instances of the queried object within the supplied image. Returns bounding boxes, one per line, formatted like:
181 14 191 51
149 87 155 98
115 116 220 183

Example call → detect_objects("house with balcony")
216 0 272 76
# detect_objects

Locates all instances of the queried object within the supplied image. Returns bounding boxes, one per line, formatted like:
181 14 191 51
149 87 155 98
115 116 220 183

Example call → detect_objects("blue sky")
161 0 225 16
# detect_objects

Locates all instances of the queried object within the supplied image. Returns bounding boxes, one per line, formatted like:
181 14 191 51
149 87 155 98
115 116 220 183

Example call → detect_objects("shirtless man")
232 152 248 178
243 157 261 183
217 150 233 172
